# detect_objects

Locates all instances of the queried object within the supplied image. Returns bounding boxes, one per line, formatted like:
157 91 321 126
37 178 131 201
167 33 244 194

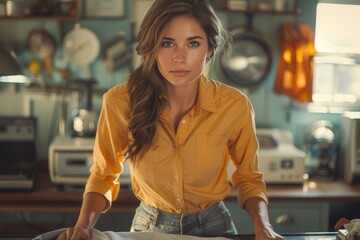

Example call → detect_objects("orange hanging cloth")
297 23 316 102
273 22 297 98
273 22 316 103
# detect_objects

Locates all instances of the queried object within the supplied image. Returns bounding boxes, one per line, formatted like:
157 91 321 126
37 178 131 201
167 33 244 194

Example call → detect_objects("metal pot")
216 27 272 90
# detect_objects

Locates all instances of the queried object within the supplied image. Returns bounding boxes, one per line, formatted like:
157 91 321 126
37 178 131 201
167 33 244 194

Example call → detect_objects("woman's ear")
206 51 214 62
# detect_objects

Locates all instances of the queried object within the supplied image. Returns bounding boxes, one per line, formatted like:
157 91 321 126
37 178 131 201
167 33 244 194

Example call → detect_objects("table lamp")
0 40 32 84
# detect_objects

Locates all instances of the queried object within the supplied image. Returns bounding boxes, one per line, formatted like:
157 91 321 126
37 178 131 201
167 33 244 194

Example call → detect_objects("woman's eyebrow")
162 36 204 41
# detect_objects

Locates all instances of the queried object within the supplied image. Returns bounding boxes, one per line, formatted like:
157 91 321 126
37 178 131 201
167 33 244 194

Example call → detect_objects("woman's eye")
161 41 173 48
189 41 200 48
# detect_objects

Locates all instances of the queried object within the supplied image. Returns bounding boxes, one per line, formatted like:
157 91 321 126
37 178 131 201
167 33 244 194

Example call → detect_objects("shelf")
216 7 301 15
0 15 78 21
213 0 301 16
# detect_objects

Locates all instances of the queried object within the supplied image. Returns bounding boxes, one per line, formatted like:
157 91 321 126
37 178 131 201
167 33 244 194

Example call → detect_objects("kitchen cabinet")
225 201 329 234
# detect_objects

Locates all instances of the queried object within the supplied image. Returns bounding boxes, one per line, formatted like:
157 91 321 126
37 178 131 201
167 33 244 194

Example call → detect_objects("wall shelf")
0 15 76 20
213 0 301 16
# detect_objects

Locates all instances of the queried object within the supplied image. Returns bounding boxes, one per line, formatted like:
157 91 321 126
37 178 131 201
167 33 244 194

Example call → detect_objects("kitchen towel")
33 228 232 240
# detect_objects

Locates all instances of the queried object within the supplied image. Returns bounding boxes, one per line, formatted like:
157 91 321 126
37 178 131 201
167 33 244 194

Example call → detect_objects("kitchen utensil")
103 35 132 72
26 28 56 76
70 79 98 138
216 18 272 91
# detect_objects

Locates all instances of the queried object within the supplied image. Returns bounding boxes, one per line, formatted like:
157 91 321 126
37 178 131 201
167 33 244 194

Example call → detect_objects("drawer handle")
276 214 294 224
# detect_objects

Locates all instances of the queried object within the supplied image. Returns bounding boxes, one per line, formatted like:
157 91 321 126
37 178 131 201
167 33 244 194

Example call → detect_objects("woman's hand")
254 221 285 240
244 197 285 240
56 192 107 240
57 226 92 240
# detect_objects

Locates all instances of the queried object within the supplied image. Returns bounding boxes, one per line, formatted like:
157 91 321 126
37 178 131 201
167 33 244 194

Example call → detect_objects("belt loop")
197 214 203 226
180 213 184 235
153 207 159 227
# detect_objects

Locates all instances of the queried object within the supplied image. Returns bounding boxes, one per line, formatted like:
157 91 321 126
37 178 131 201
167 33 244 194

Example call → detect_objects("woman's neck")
166 81 199 131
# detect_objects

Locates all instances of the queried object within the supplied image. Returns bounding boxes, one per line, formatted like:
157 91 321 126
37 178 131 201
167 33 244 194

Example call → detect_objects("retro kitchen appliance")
49 134 131 188
305 120 337 180
228 128 306 184
340 112 360 184
0 116 37 190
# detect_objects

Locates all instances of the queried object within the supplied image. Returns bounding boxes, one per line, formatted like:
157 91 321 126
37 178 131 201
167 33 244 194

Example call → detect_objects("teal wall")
0 1 345 158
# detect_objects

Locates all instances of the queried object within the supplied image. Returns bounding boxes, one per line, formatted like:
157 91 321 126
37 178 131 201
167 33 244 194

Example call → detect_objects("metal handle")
275 214 294 224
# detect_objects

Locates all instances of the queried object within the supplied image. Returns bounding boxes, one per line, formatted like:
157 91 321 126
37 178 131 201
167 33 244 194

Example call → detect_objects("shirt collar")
160 74 218 120
193 74 217 116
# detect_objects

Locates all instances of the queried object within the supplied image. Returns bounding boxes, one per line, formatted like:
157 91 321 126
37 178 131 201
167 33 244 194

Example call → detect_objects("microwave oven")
340 112 360 183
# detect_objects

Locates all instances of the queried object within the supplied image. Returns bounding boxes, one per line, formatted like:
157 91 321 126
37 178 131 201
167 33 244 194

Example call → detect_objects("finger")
70 229 86 240
56 232 64 240
64 228 75 240
57 230 70 240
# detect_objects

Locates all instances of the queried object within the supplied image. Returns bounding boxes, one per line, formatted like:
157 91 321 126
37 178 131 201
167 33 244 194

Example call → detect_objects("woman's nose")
173 48 186 63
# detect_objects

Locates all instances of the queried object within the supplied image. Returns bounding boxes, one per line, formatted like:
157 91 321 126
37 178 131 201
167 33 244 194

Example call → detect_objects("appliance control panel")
0 117 35 141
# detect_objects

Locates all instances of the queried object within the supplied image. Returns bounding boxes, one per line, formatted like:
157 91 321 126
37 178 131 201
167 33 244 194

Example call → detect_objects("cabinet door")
224 201 329 234
269 202 329 233
224 201 254 234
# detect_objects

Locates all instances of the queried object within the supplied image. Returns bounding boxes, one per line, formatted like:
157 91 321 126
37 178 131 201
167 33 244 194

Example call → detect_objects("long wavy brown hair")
125 0 231 161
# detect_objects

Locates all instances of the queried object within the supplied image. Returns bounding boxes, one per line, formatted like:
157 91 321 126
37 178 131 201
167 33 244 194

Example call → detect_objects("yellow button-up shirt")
85 75 267 213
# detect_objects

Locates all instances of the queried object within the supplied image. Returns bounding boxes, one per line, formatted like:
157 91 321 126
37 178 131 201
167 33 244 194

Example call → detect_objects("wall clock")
62 23 100 77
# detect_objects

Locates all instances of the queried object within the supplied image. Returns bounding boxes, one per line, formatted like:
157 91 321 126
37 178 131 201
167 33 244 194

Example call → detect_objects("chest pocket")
195 134 227 185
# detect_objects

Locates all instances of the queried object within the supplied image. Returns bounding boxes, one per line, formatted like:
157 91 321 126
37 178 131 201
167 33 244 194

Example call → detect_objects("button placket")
172 144 185 211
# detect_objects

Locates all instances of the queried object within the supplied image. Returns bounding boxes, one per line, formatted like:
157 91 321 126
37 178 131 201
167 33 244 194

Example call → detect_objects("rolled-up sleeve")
84 87 129 212
228 97 268 207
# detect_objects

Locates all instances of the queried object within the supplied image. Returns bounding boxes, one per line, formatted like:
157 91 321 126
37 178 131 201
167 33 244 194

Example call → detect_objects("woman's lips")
170 70 190 77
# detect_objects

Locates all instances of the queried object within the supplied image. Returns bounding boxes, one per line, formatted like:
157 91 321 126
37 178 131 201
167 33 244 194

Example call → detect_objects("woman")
58 0 284 239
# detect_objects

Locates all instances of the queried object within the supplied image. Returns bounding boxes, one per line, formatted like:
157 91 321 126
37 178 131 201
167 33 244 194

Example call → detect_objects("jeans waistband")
139 201 225 220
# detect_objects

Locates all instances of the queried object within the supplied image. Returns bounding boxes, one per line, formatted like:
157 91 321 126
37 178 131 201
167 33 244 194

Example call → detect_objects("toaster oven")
227 128 306 184
49 134 131 188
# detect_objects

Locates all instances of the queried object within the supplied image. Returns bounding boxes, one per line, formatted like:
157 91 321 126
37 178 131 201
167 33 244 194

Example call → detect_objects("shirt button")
181 119 186 124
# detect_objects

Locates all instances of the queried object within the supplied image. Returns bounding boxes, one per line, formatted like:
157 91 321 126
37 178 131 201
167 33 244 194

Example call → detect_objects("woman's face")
156 15 212 88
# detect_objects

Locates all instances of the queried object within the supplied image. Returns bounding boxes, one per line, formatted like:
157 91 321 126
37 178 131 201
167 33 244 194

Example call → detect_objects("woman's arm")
244 197 284 240
57 192 107 240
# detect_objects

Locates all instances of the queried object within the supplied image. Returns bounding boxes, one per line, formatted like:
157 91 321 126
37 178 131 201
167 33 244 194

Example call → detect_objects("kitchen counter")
228 180 360 202
0 162 359 212
0 162 357 237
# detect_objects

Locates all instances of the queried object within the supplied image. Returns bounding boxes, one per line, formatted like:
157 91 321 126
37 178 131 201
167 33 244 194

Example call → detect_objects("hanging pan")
216 22 272 90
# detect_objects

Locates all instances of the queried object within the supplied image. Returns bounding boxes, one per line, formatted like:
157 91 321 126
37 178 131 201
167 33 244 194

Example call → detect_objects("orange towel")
273 22 316 103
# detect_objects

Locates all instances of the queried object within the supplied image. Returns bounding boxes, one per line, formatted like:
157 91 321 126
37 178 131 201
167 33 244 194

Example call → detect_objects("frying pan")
216 27 272 90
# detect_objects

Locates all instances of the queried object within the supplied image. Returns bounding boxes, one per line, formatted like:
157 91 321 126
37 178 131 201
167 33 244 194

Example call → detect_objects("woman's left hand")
254 222 285 240
255 229 285 240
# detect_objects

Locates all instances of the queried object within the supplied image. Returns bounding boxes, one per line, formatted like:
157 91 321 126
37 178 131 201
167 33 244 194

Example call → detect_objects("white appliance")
49 135 131 188
340 112 360 184
228 128 306 184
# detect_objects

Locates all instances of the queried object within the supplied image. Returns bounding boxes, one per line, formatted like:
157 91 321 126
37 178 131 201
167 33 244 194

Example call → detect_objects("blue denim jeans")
130 201 238 237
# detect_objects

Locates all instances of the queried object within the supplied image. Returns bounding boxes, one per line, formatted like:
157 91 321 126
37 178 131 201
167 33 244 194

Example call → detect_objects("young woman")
58 0 284 239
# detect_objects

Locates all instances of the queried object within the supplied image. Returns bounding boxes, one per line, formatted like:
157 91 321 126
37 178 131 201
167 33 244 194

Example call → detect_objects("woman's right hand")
57 226 92 240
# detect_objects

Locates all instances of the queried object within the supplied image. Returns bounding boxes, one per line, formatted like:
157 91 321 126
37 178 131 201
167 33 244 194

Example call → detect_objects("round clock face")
27 29 56 59
63 24 100 66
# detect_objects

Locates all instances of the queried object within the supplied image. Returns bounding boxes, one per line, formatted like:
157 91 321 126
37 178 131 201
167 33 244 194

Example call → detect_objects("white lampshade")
0 40 32 84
